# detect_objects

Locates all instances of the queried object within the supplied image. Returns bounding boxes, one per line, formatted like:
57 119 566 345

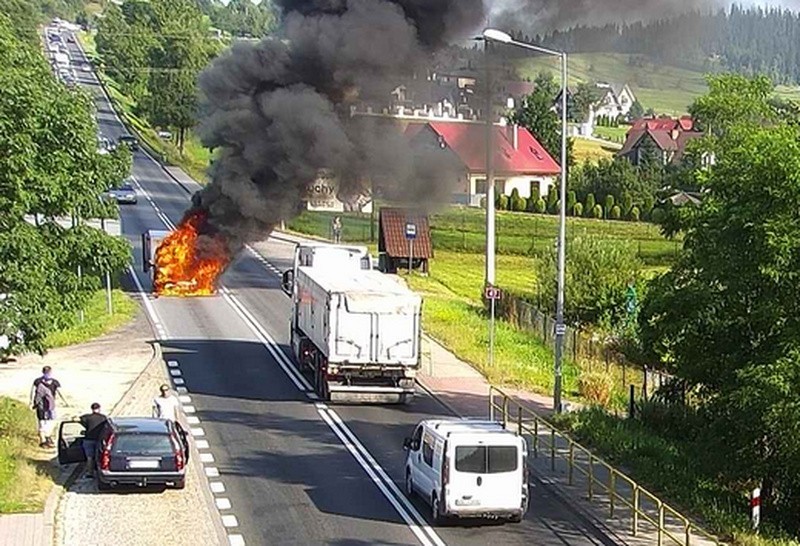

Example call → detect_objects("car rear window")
120 185 134 191
112 434 174 455
455 445 518 474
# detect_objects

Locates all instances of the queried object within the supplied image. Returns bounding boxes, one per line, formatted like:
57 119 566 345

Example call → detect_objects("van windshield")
455 445 518 474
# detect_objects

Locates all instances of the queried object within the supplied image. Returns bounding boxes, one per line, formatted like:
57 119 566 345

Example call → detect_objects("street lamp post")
484 39 496 287
483 28 568 413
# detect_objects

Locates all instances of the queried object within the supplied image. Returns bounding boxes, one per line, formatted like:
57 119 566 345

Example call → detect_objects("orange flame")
153 210 229 297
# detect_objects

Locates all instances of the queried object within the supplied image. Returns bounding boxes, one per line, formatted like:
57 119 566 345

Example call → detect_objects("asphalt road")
65 33 617 546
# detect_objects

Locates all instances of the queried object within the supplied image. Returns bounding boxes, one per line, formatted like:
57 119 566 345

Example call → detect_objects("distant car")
107 183 137 204
58 417 190 491
66 35 75 43
117 134 140 151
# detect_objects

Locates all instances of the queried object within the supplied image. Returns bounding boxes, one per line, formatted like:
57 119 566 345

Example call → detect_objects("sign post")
752 487 761 532
484 285 502 367
405 222 417 274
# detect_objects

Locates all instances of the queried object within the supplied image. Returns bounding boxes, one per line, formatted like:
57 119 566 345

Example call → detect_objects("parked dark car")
117 134 140 151
58 417 189 490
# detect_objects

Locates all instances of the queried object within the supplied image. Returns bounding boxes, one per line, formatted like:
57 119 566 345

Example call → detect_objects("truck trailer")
282 244 422 404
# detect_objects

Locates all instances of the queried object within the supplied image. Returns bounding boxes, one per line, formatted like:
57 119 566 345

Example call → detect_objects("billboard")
306 169 344 212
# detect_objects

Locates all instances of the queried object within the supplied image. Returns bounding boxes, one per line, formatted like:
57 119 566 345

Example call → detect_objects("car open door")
176 422 190 462
58 420 87 465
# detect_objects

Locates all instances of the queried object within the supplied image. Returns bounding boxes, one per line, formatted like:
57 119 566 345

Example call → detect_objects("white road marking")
176 386 188 394
221 515 238 528
183 405 196 413
195 439 209 450
169 368 182 376
173 377 185 385
186 416 200 425
215 498 232 510
210 481 226 494
167 360 179 367
228 534 245 546
205 466 220 478
200 453 215 463
190 427 205 437
179 395 192 403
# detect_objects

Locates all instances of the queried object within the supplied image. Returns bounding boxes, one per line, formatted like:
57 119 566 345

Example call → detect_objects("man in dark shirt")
79 403 107 478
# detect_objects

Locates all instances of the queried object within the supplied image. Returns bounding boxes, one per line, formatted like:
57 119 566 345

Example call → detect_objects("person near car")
152 384 180 422
79 403 107 478
29 366 67 448
331 216 342 244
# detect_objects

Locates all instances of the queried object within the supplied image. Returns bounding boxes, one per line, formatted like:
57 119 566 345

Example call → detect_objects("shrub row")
491 188 657 223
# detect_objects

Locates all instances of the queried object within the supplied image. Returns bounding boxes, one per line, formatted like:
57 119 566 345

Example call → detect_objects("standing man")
152 384 180 423
79 403 107 478
30 366 67 448
331 216 342 244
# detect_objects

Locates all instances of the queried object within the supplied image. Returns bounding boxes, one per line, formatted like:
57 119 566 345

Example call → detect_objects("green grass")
44 289 137 349
593 125 629 144
556 408 800 546
0 397 57 513
572 137 621 163
288 207 681 267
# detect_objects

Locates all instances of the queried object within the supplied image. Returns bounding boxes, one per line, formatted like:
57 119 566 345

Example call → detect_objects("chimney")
509 124 519 150
671 128 679 141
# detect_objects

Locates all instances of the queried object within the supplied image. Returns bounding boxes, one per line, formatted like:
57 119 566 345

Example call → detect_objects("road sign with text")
484 286 502 300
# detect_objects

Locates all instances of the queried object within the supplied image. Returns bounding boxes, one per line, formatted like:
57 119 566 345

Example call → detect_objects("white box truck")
141 229 171 282
282 244 421 403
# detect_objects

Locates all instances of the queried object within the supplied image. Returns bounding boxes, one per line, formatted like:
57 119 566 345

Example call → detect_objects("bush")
511 195 526 212
530 182 541 201
630 206 641 221
604 194 615 218
641 195 655 219
573 202 584 217
585 193 596 217
621 192 634 217
480 196 487 209
534 198 547 214
566 190 577 216
496 194 509 210
546 188 558 214
610 204 622 220
577 369 615 407
525 197 536 212
592 203 603 219
650 207 666 224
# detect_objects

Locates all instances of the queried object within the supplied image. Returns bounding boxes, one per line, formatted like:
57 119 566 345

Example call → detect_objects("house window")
529 180 541 199
474 179 487 195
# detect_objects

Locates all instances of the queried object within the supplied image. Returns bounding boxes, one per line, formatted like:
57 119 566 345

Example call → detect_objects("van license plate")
128 460 159 469
455 498 479 506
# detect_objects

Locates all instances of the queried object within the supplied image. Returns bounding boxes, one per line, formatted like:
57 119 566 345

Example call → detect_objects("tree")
639 77 800 530
628 99 645 120
212 0 276 38
511 72 574 167
571 82 601 123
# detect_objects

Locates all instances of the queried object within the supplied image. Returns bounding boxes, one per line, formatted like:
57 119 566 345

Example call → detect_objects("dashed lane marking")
167 360 179 367
190 427 205 437
215 498 232 510
176 386 188 394
210 482 226 494
228 535 245 546
205 467 220 478
186 416 200 425
173 377 185 385
179 395 192 403
221 515 238 528
200 453 215 463
169 368 182 376
195 439 210 450
183 405 196 413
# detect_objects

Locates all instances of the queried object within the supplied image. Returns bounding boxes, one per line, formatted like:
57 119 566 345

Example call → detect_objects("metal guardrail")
489 386 725 546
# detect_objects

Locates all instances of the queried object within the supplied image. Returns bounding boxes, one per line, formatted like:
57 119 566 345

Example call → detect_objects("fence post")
609 470 616 518
588 455 594 500
632 485 639 536
657 501 664 546
502 396 509 429
489 387 494 421
517 407 522 436
684 519 691 546
533 419 539 458
568 442 575 485
550 427 556 471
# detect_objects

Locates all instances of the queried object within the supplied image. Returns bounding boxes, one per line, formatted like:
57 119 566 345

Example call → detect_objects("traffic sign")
404 222 417 240
484 286 502 300
555 323 567 336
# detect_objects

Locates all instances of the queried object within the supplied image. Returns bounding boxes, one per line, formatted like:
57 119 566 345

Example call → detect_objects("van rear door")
446 436 523 513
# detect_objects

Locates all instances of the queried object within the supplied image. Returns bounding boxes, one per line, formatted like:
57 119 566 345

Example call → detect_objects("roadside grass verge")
554 408 800 546
288 207 682 267
0 397 57 513
78 31 210 184
44 289 136 349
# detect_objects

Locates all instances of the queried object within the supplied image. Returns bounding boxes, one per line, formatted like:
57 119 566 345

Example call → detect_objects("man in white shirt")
152 384 181 422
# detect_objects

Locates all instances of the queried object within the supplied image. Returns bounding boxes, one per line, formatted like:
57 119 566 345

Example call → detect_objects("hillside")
516 52 800 116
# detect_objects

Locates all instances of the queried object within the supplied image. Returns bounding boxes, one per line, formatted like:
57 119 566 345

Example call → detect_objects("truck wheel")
316 367 329 401
509 513 523 523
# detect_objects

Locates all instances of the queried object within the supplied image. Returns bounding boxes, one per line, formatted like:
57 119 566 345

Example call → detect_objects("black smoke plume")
192 0 484 249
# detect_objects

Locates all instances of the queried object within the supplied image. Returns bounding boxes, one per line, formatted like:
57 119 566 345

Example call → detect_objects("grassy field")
593 125 629 144
44 289 137 349
0 397 57 513
572 137 621 163
288 207 681 267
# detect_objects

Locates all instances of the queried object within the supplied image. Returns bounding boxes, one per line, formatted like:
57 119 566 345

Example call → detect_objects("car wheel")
173 478 186 490
96 479 112 492
404 470 414 498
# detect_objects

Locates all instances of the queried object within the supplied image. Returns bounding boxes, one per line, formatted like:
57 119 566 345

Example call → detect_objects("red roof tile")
407 121 561 175
379 208 433 259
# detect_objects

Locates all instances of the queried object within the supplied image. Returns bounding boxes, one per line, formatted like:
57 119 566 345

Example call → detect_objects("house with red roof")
406 120 561 207
618 116 704 166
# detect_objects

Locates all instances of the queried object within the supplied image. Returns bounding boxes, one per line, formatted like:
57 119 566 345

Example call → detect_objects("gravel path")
56 353 222 546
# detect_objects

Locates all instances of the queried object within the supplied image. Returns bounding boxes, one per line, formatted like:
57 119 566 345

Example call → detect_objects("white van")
403 419 528 523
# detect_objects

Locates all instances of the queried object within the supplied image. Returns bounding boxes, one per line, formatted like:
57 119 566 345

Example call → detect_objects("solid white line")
215 497 231 510
127 266 165 340
210 481 226 494
326 409 446 546
316 407 435 546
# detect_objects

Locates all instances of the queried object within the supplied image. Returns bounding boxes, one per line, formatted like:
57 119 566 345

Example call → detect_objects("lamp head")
482 28 513 44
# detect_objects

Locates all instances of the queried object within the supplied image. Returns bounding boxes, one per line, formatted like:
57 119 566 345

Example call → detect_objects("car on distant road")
58 417 189 491
106 182 137 204
117 134 140 151
66 35 75 43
